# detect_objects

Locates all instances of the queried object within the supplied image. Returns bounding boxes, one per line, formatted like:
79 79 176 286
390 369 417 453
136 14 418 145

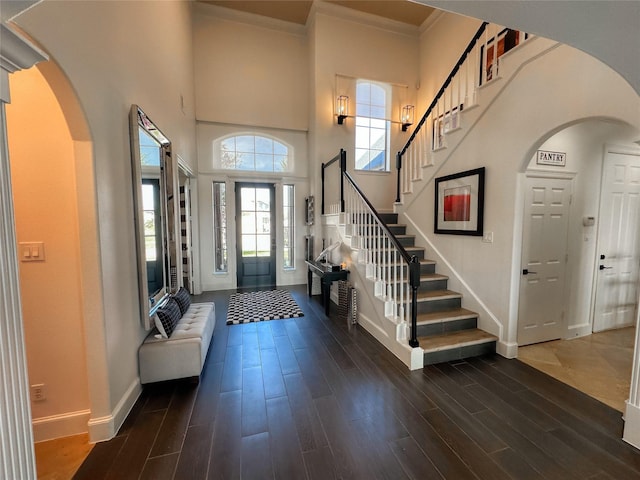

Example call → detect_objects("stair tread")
421 273 448 282
416 289 461 301
418 329 497 353
416 307 478 325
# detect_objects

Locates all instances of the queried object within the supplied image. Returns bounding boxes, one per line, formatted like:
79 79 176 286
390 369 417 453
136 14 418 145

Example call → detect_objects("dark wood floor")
74 285 640 479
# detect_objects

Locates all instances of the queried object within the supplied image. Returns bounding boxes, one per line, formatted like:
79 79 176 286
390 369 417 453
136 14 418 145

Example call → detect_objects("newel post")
395 152 402 204
339 148 346 213
408 255 420 348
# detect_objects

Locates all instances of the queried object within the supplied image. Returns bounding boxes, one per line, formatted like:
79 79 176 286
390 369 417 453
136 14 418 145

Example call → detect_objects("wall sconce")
401 105 414 131
336 95 349 124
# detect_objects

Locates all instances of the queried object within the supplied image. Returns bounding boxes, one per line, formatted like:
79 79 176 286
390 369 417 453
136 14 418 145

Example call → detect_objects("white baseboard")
623 401 640 449
497 341 518 359
88 377 141 443
32 409 91 443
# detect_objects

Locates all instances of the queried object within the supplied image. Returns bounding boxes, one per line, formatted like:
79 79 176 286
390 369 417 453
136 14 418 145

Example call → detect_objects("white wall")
6 67 90 441
309 8 420 255
14 0 197 440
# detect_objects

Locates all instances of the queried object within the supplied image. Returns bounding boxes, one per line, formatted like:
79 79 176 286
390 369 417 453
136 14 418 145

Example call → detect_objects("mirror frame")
129 105 174 329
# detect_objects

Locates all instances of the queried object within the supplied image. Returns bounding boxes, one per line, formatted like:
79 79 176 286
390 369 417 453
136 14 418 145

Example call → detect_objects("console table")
305 260 349 316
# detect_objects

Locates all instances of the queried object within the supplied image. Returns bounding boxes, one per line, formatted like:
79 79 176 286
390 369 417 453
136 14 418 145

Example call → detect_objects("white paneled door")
593 150 640 332
518 176 572 346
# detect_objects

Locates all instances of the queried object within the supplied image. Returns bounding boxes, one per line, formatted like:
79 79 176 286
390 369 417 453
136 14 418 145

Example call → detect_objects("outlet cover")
31 384 46 402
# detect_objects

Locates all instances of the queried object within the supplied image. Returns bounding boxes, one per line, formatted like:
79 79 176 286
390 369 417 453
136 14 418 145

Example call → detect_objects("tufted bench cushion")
139 302 215 384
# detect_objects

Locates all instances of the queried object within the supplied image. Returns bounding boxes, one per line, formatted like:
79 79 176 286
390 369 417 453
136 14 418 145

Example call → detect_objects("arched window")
355 81 390 171
219 134 289 172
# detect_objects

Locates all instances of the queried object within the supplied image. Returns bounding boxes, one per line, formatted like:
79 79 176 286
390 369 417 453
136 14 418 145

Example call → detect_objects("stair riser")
423 341 496 365
386 263 436 276
418 279 448 292
364 236 415 248
377 213 398 224
392 278 448 293
416 317 477 337
350 213 398 225
369 249 425 261
387 225 406 235
416 297 462 314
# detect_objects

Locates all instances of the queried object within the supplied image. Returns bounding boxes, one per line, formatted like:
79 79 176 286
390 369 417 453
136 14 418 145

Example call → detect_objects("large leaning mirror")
129 105 177 329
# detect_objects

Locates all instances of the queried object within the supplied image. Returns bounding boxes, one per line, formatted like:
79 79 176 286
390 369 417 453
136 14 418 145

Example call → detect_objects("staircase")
377 212 496 365
322 27 559 369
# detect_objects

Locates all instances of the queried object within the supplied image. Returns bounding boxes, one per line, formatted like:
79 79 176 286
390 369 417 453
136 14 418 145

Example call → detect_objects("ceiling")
198 0 436 27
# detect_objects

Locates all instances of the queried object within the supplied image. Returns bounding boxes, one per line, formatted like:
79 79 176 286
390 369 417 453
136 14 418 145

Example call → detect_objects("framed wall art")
434 167 485 236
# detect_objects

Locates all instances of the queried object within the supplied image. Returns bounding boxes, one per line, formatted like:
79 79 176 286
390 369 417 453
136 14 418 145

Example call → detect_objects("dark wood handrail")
395 22 488 203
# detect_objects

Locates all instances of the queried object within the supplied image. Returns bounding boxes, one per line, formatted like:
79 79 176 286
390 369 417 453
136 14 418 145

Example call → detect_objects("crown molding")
0 22 47 75
419 9 446 35
194 2 307 36
309 1 420 37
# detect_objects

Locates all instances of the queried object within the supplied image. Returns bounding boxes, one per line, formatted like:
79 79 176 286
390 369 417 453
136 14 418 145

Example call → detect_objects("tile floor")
518 326 635 412
33 322 636 478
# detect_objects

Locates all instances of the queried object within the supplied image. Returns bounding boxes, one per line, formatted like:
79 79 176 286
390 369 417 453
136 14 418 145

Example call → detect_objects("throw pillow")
154 297 182 338
173 287 191 315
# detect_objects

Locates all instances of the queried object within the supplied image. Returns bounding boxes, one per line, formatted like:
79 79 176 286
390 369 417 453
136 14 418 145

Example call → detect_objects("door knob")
599 265 612 270
523 269 537 275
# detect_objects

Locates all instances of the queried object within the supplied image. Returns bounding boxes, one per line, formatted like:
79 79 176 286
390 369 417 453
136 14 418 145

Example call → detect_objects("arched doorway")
3 54 103 474
517 118 640 411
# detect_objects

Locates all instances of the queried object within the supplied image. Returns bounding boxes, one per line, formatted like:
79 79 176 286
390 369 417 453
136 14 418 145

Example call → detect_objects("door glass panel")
256 188 270 211
241 187 255 210
242 234 256 257
240 186 272 258
256 235 270 256
241 211 256 234
256 212 271 233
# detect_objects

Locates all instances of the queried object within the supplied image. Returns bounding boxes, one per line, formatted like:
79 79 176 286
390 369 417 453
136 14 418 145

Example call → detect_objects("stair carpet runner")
374 212 497 365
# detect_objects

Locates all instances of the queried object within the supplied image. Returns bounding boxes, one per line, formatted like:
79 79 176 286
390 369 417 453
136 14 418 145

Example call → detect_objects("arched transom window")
220 134 289 172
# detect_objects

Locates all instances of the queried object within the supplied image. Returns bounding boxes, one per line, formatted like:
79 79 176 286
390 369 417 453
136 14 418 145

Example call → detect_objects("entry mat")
226 290 304 325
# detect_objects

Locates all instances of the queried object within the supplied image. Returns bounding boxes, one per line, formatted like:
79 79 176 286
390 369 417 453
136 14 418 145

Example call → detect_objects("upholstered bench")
139 288 215 384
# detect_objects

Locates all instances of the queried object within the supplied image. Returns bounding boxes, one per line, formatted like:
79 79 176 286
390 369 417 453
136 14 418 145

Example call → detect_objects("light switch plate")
482 232 494 243
19 242 45 262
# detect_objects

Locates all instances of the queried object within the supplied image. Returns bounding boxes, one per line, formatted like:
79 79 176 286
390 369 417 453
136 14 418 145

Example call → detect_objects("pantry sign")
537 150 566 167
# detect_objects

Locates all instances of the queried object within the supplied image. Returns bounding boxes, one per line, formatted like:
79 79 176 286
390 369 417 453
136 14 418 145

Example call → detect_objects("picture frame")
432 104 464 150
480 29 528 85
434 167 485 236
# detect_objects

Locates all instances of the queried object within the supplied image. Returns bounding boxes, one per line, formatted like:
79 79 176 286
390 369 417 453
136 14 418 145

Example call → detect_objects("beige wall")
193 3 309 130
6 67 90 440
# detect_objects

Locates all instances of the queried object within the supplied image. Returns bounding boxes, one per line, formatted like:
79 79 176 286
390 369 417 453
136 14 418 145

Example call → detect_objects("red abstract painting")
443 186 471 222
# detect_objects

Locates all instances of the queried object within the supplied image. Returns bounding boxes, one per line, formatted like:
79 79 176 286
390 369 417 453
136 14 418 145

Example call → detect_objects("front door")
518 175 572 346
236 183 276 288
593 150 640 332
